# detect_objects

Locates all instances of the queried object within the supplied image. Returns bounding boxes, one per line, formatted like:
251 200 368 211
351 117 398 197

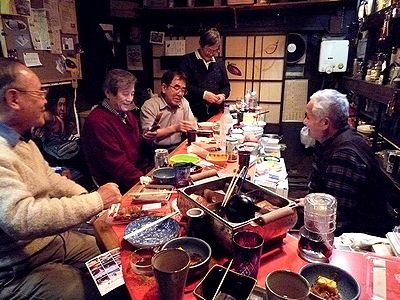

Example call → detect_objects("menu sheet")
85 248 124 296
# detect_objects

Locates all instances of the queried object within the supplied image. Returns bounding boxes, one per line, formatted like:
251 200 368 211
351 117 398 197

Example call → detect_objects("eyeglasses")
204 45 220 54
13 88 49 97
168 85 187 96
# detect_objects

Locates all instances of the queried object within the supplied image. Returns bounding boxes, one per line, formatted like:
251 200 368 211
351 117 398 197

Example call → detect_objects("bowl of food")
194 264 257 300
161 237 212 279
198 122 215 131
206 152 229 167
152 167 176 185
299 263 360 300
129 247 156 276
170 153 201 165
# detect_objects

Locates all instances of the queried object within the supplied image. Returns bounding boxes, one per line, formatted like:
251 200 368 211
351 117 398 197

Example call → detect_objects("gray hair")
0 58 23 104
199 28 220 48
310 89 349 129
102 69 137 96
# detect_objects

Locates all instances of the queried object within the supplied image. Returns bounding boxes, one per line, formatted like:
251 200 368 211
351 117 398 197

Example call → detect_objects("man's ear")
161 83 167 94
321 117 330 129
3 89 20 110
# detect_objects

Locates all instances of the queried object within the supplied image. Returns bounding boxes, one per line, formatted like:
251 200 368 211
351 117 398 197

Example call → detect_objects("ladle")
224 167 257 223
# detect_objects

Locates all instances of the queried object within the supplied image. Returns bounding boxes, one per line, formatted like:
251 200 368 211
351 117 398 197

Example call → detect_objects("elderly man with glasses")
141 70 197 152
0 58 122 299
180 28 231 122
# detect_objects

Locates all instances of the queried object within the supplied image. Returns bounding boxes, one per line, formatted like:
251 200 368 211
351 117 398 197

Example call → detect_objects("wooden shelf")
142 0 345 13
342 77 399 106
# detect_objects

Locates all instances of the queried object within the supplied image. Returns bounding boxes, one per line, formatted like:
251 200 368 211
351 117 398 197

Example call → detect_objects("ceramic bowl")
193 264 256 300
242 126 264 142
237 142 261 156
265 270 310 300
129 247 156 276
299 263 360 300
162 237 212 279
206 152 229 167
152 167 176 185
124 215 180 248
198 122 215 131
170 154 201 165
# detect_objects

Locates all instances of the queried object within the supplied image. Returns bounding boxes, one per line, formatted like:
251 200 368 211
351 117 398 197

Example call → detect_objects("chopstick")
211 260 233 300
123 211 179 240
130 190 177 197
221 168 240 207
222 167 245 208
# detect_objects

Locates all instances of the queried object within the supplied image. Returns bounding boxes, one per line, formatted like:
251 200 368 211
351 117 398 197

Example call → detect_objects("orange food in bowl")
206 153 228 167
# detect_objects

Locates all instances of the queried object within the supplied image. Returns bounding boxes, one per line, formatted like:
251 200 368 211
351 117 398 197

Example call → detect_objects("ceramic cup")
151 248 190 300
265 270 310 300
186 207 206 238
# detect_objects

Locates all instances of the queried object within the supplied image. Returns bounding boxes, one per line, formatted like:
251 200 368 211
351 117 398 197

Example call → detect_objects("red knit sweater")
82 106 150 192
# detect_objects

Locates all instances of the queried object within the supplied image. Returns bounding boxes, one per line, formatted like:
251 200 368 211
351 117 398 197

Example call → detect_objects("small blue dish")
152 167 176 185
124 215 180 248
299 263 360 300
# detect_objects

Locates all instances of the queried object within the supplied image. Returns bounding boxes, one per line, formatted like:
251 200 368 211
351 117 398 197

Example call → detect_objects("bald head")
0 58 47 133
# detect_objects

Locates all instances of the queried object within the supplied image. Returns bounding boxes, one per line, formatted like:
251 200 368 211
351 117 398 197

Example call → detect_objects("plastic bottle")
249 91 257 112
244 90 251 112
219 103 234 150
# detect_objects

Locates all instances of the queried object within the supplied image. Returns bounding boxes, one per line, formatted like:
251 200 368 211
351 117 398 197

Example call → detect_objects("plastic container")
298 193 337 262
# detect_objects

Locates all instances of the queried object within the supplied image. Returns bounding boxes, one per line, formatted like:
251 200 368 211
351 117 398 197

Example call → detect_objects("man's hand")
143 129 158 140
97 183 122 209
204 91 220 104
294 198 305 207
175 120 196 132
216 93 225 104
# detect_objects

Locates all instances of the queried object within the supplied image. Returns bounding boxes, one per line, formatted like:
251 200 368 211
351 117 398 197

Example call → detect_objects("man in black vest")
300 89 397 236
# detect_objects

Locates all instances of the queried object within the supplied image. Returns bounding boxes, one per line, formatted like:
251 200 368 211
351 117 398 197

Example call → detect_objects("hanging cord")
72 86 80 138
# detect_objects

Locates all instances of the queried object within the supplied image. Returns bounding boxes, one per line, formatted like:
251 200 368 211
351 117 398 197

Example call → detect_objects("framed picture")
149 31 165 45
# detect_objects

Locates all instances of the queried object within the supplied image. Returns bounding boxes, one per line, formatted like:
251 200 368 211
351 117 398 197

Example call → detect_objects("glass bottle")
249 91 257 113
298 193 337 262
219 103 234 150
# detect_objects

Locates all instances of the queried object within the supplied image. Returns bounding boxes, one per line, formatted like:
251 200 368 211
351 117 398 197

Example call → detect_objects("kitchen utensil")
212 260 233 300
177 176 298 254
224 166 256 223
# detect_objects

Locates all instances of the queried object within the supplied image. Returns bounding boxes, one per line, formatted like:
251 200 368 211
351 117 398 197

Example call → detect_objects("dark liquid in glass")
298 228 332 262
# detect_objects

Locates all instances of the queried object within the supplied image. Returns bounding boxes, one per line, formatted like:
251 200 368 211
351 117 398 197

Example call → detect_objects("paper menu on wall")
85 248 124 296
165 40 185 56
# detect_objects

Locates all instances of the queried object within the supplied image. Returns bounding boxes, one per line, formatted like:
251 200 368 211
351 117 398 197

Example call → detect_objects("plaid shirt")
309 130 369 234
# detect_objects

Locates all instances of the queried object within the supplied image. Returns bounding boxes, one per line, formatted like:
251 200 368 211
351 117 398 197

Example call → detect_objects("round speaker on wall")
287 33 306 64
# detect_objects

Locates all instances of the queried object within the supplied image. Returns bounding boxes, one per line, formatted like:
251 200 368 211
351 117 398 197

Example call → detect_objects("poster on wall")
32 84 80 161
126 45 143 70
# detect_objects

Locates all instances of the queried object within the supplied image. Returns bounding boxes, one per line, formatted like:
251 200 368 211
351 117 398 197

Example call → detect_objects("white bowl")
242 126 263 142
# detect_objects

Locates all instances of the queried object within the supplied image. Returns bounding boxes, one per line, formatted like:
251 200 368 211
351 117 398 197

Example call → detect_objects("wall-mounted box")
318 40 349 74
